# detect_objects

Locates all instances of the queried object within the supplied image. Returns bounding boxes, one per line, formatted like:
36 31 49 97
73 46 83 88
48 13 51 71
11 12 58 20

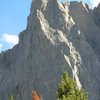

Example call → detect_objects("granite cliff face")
0 0 100 100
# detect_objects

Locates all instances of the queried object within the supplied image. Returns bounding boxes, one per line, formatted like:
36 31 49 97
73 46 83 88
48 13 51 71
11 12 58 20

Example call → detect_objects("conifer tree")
57 71 87 100
10 94 14 100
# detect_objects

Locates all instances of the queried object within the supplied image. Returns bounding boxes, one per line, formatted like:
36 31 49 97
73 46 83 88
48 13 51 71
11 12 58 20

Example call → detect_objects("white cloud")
3 33 19 48
90 0 100 8
0 44 3 52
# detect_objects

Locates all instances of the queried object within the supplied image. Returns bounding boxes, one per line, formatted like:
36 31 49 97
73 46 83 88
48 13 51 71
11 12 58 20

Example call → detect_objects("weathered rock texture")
0 0 100 100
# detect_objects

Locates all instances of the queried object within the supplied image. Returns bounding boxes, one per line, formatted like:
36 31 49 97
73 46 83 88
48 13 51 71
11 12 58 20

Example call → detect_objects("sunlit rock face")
0 0 100 100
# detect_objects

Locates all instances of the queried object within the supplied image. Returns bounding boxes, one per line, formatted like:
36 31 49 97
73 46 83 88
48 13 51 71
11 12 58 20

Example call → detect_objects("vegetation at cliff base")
57 71 87 100
9 72 87 100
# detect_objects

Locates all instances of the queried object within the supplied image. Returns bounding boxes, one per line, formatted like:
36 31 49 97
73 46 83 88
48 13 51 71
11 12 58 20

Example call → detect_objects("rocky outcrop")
93 3 100 27
0 0 100 100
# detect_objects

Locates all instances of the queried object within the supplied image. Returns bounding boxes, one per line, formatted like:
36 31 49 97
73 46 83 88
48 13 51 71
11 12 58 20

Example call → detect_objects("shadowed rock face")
93 3 100 27
0 0 100 100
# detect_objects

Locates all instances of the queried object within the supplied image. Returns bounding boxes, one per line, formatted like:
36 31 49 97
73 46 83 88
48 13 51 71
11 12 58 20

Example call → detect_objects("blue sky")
0 0 100 52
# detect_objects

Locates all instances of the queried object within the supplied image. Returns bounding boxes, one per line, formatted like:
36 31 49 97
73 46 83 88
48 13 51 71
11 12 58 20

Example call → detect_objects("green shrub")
57 71 87 100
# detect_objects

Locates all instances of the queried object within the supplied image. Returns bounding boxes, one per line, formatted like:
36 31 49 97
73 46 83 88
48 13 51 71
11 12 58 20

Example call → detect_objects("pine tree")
57 71 87 100
10 94 14 100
